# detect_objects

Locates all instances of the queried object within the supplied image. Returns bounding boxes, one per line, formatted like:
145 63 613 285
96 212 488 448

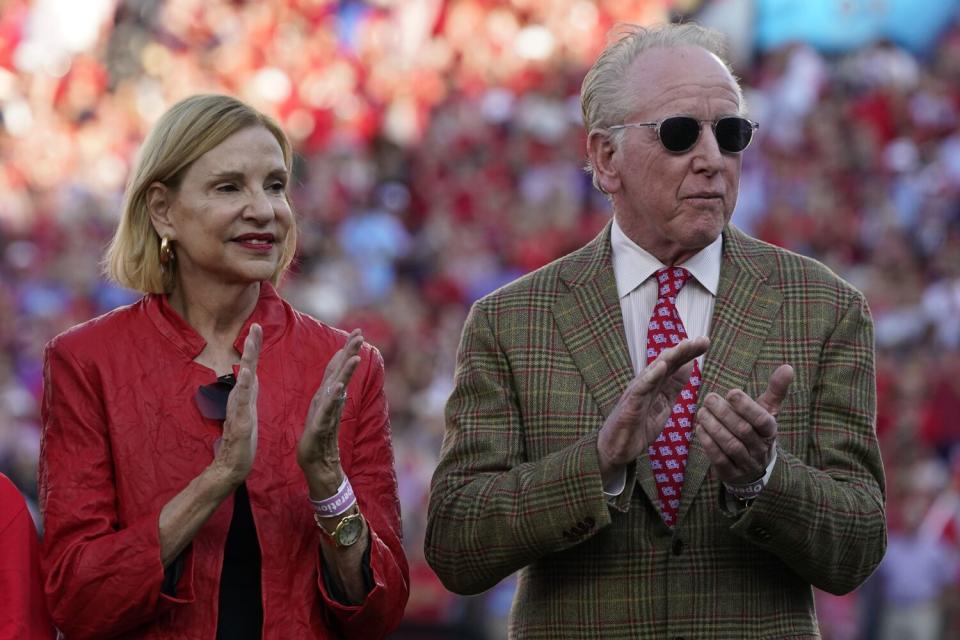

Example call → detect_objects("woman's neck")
167 279 262 349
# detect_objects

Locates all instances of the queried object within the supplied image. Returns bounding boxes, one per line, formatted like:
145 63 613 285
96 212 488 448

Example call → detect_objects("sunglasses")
608 115 759 154
195 373 236 421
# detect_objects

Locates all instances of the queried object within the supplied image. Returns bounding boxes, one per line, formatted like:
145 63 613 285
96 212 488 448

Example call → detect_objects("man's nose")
690 124 725 174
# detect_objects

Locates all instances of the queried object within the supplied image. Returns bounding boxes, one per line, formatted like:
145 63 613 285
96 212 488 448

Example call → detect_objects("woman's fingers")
239 324 263 373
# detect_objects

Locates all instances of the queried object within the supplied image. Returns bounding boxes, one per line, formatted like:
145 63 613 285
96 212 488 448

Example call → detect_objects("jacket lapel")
552 224 634 419
676 226 783 526
552 223 661 507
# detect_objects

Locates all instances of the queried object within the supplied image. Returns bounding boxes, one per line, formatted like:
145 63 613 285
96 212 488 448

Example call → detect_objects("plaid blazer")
425 223 886 639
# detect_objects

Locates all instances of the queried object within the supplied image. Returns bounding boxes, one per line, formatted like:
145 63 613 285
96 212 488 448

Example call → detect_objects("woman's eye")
268 182 286 193
216 183 239 193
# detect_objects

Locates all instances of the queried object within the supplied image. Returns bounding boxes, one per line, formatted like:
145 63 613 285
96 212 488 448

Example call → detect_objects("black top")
217 483 264 639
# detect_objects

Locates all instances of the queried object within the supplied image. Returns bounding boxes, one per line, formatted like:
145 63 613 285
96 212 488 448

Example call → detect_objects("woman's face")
154 125 292 290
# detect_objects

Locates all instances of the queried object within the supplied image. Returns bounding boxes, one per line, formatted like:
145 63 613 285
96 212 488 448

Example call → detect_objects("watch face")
336 515 364 547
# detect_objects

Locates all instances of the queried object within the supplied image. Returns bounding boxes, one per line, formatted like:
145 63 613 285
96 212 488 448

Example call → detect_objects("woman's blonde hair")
104 94 298 294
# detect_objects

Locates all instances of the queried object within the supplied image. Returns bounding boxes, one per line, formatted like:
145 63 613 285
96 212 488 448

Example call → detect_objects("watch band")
315 506 365 547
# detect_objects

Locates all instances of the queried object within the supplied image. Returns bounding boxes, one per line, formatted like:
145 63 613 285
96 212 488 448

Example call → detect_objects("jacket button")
671 538 684 556
750 526 770 540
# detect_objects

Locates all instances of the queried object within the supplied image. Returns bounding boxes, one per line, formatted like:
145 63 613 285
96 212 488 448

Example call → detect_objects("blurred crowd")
1 1 959 638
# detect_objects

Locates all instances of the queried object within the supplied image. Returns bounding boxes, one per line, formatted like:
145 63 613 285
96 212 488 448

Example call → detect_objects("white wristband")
308 475 357 517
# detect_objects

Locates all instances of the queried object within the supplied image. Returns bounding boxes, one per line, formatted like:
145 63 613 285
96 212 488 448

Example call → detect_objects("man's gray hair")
581 23 743 193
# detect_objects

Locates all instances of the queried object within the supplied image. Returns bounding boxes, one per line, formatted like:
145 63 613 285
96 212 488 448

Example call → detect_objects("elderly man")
425 22 886 639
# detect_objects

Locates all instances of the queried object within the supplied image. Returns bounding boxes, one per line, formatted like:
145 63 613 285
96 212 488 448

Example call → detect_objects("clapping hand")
695 364 794 485
597 337 710 485
297 329 364 494
213 323 262 487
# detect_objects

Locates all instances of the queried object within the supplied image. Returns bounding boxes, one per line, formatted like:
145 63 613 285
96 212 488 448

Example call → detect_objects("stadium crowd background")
1 0 959 638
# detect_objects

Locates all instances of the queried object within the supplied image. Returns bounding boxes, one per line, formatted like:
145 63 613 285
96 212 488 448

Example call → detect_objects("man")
425 23 886 639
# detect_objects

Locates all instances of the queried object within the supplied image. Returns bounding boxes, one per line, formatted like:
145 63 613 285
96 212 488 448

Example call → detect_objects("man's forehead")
623 46 740 112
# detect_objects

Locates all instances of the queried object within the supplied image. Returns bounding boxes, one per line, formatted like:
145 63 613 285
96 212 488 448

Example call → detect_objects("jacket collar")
144 282 289 360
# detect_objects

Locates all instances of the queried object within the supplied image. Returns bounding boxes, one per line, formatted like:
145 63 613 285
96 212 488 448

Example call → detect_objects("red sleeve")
316 345 410 638
39 339 196 640
0 475 56 640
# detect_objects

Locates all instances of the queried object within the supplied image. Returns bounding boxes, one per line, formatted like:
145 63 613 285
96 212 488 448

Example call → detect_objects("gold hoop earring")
159 236 174 267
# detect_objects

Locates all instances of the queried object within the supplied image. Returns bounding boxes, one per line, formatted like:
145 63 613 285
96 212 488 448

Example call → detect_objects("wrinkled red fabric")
0 473 56 639
39 283 409 639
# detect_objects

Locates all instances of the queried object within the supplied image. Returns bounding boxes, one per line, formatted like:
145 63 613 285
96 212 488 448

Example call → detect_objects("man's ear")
587 130 621 194
146 182 175 239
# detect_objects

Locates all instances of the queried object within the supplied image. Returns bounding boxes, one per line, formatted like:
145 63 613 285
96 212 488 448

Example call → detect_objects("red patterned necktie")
646 266 701 527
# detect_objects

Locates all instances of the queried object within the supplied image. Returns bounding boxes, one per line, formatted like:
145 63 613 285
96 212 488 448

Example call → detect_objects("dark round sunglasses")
608 115 759 154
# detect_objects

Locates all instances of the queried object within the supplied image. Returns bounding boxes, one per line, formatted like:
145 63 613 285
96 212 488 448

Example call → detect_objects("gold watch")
315 505 365 547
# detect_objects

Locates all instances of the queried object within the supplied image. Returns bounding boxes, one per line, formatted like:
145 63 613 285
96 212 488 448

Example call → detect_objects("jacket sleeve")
39 339 196 639
424 302 618 595
729 292 887 594
316 345 410 638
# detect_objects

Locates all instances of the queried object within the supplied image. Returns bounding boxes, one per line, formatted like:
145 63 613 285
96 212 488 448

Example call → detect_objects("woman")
0 473 55 639
39 94 408 638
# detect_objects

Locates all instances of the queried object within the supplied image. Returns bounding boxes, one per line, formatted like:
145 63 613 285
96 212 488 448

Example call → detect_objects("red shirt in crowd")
39 283 408 639
0 473 55 639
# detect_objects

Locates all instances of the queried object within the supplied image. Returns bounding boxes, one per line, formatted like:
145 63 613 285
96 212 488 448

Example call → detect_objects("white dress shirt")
611 218 721 375
603 218 775 502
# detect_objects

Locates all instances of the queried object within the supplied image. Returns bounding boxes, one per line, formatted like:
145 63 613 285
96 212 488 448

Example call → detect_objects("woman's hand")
211 323 262 488
297 329 364 496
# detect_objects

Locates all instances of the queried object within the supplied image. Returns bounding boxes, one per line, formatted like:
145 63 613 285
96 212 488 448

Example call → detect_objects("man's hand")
695 364 794 485
597 337 710 487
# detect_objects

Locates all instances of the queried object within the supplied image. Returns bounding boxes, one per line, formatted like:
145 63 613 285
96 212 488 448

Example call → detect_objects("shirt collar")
610 217 722 299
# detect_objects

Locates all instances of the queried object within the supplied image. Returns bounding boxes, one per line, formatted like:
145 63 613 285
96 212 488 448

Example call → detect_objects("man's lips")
683 193 723 199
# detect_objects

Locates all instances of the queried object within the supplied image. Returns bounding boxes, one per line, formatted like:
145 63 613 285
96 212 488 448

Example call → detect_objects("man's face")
599 46 744 264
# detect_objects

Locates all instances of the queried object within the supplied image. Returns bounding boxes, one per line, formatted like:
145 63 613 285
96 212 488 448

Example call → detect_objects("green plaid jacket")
425 223 886 639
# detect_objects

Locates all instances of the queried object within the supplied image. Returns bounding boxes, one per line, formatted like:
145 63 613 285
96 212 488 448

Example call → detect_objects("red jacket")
39 284 409 639
0 473 55 639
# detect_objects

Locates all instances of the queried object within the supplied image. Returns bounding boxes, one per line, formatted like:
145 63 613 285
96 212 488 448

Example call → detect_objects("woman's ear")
146 182 175 239
587 130 622 195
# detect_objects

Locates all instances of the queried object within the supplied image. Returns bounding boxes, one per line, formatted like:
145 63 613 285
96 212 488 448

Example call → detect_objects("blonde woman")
39 94 408 639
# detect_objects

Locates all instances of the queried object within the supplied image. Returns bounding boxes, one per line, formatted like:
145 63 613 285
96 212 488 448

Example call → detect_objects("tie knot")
655 267 692 299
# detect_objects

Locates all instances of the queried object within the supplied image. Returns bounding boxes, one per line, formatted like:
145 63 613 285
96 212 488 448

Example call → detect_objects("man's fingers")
723 389 778 440
660 359 695 402
756 364 794 415
658 337 709 377
697 406 756 470
631 337 708 396
694 424 738 478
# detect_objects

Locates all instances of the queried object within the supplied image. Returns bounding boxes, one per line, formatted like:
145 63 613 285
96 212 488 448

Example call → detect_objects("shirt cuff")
602 466 628 498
